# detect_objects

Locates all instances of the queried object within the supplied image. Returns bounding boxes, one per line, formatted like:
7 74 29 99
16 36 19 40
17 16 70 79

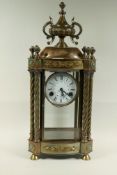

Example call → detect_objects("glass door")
42 71 80 141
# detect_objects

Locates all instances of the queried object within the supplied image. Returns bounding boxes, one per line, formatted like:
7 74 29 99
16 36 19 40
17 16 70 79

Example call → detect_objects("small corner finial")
82 47 96 59
34 45 40 55
29 45 40 58
29 46 35 58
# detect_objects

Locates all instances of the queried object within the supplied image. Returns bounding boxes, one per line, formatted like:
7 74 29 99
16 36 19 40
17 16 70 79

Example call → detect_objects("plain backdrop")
0 0 117 175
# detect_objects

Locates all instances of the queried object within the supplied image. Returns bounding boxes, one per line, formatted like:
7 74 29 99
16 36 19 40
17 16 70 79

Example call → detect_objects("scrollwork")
71 18 83 45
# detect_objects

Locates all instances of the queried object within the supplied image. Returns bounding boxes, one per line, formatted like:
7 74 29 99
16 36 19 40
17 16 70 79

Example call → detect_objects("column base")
82 154 91 160
29 140 41 155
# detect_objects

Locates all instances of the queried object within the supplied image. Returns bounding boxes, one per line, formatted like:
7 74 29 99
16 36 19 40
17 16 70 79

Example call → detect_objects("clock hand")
60 88 64 96
60 88 71 97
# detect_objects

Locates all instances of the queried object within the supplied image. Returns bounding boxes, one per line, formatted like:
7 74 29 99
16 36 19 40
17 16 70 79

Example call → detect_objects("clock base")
82 154 91 161
30 154 39 160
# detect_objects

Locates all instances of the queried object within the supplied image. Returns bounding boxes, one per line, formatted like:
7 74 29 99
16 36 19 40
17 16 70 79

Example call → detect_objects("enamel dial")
45 72 77 106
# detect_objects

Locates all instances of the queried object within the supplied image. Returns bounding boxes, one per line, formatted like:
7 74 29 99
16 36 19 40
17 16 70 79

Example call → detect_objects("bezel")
45 72 78 107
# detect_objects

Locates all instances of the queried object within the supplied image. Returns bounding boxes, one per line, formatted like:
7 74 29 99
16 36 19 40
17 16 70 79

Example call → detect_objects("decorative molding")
28 58 95 71
41 142 80 154
42 59 83 69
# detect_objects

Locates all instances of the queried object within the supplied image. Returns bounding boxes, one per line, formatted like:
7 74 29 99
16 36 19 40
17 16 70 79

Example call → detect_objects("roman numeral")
71 89 75 91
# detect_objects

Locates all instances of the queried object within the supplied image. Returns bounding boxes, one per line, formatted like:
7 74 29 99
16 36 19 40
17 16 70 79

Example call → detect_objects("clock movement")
28 1 96 160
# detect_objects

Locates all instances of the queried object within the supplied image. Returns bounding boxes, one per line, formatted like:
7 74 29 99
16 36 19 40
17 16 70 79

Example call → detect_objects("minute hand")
62 89 70 97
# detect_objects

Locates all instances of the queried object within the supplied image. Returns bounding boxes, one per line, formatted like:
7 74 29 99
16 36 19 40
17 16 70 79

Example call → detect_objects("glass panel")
44 99 75 128
44 128 80 140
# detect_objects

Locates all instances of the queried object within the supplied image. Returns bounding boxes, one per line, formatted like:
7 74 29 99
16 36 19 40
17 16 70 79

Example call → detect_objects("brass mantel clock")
28 1 96 161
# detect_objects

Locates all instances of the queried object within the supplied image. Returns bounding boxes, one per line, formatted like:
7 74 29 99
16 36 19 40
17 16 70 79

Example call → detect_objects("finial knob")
29 46 35 57
34 45 40 55
90 47 96 55
82 46 87 55
82 46 96 59
59 1 66 15
59 1 65 9
29 45 40 58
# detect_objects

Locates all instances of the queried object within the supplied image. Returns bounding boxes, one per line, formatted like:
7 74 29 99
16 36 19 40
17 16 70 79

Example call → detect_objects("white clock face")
45 72 77 106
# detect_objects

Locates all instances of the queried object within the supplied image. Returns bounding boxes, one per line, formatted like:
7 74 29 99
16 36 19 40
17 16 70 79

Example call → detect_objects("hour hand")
60 88 64 96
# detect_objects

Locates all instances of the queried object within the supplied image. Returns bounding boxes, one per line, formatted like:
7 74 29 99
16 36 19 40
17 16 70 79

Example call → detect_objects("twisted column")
81 72 94 142
87 73 94 140
34 72 40 142
81 46 95 142
81 72 90 142
30 72 35 141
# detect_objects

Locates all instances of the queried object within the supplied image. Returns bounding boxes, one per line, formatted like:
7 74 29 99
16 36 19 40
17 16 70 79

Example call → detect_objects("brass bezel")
45 72 78 107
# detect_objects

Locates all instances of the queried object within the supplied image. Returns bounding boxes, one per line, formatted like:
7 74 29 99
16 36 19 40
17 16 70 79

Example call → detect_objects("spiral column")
87 73 94 140
81 72 90 142
34 72 40 142
30 72 35 141
81 72 94 142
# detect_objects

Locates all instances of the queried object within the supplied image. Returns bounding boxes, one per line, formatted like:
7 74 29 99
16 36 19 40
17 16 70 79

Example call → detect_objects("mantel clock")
28 1 96 161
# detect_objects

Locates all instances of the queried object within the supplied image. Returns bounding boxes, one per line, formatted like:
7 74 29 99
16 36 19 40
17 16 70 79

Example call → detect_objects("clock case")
28 2 96 160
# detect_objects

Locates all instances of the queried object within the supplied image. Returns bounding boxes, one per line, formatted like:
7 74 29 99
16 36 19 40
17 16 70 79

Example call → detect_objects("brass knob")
45 146 49 150
72 146 76 151
51 147 56 151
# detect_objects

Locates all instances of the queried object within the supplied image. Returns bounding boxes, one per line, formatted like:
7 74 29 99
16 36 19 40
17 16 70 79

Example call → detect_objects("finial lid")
43 1 82 47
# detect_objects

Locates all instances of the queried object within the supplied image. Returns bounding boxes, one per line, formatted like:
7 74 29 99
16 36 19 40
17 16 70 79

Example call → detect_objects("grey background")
0 0 117 175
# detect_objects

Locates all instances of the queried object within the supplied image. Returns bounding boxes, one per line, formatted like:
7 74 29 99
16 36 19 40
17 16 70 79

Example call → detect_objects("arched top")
40 47 83 60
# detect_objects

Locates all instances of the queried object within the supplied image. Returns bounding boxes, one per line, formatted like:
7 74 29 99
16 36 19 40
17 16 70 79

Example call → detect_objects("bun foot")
30 154 39 160
82 154 91 160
